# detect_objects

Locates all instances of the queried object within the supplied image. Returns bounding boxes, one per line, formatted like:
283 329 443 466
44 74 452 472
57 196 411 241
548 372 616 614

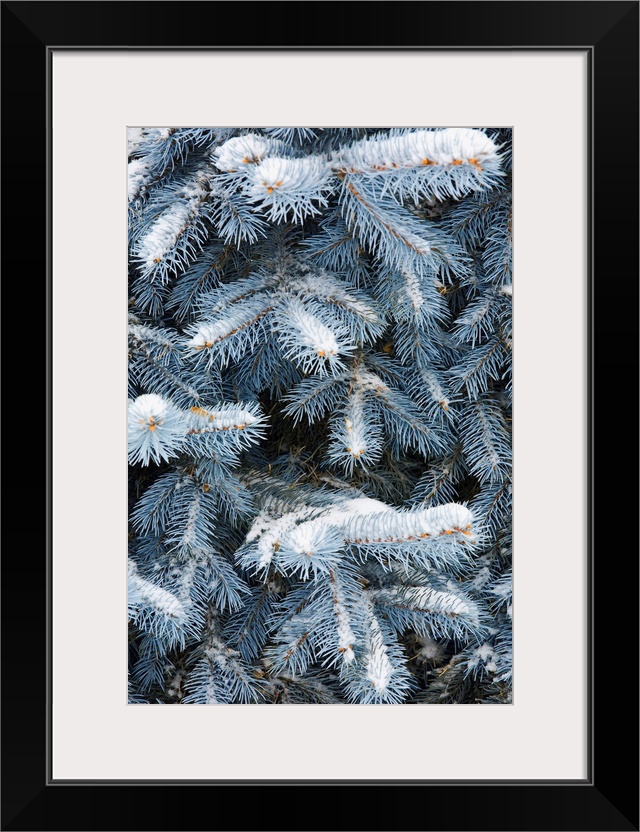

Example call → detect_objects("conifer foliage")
128 127 512 704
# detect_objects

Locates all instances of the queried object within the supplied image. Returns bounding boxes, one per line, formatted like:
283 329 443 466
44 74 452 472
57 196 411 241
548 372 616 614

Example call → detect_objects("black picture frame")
2 2 638 830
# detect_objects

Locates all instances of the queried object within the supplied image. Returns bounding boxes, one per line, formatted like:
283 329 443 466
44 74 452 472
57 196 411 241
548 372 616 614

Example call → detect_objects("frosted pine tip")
128 393 186 466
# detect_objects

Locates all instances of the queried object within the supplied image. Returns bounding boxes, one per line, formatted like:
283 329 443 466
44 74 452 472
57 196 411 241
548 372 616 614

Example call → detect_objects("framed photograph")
2 2 637 830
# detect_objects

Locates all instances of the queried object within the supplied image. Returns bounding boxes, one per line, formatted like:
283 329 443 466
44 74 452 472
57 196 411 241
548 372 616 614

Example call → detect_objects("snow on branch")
327 569 356 664
128 559 192 645
184 402 267 455
327 390 383 473
185 296 275 368
128 394 266 467
275 299 355 376
134 180 210 276
243 156 335 223
342 594 413 704
128 157 152 203
128 559 185 621
282 261 385 342
339 498 474 545
212 134 283 172
332 128 503 200
238 496 476 579
213 135 334 224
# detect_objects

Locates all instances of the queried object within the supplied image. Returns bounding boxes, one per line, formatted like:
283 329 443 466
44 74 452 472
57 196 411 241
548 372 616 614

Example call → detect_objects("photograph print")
127 126 513 705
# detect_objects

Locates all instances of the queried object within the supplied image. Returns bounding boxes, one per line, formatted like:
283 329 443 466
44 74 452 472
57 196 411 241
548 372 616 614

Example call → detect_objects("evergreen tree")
128 126 512 704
